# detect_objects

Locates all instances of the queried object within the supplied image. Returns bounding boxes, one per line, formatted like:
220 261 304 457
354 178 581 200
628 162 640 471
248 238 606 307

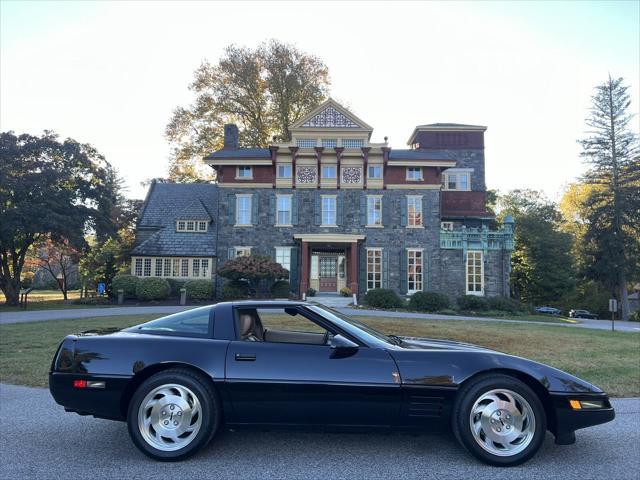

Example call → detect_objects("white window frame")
201 259 209 278
321 164 337 179
321 139 337 148
236 166 253 179
234 247 252 258
192 259 200 277
163 258 171 276
134 258 143 276
407 195 423 227
236 194 252 226
321 195 337 226
367 195 382 226
407 248 423 294
406 167 423 181
442 169 472 191
276 194 292 226
277 164 292 178
177 220 208 232
275 247 292 280
143 258 152 277
154 258 163 277
296 138 316 148
466 251 484 296
441 221 454 231
366 248 382 291
342 139 364 149
368 165 382 179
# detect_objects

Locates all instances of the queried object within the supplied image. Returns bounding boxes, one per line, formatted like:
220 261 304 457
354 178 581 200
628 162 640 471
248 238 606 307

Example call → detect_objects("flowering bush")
219 255 289 293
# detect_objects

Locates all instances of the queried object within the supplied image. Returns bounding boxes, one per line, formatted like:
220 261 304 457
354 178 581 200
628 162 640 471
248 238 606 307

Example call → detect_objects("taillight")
73 379 87 388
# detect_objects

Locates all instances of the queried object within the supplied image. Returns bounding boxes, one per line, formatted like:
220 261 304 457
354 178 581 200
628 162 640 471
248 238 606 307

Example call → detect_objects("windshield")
307 305 393 345
130 306 212 337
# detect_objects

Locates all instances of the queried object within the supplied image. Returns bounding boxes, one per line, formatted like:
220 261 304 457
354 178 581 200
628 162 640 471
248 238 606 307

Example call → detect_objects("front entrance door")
318 256 337 292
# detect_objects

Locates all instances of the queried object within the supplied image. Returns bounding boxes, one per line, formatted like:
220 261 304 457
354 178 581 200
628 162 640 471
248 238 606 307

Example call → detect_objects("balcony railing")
440 224 514 254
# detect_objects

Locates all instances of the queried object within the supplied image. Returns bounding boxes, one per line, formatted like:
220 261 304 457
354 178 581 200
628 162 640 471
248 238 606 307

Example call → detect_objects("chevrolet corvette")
49 301 614 466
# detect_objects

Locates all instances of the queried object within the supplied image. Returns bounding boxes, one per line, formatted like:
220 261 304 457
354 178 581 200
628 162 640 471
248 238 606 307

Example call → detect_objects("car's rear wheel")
127 369 220 461
452 374 546 466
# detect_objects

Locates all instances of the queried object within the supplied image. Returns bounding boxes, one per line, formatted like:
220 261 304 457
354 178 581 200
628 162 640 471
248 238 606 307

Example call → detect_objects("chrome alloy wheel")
138 383 203 451
469 388 536 457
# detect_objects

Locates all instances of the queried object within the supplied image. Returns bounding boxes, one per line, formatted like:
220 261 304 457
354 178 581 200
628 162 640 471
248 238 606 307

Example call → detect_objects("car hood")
397 336 498 353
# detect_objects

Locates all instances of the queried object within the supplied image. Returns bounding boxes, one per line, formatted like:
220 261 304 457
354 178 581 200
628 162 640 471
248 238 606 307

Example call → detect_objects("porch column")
300 241 310 298
349 241 358 295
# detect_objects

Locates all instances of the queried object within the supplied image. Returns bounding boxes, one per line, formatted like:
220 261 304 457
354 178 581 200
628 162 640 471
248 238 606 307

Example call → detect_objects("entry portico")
293 234 365 296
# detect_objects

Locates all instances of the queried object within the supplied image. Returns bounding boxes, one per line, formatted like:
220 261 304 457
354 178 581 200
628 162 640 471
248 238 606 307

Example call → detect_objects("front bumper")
550 392 615 444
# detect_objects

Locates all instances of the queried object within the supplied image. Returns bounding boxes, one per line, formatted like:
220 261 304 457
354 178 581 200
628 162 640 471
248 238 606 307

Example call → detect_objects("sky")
1 1 639 201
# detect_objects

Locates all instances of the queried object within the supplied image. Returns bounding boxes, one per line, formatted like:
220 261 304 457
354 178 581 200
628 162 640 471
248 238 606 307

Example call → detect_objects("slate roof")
132 182 218 257
414 123 486 129
204 147 271 160
389 149 458 161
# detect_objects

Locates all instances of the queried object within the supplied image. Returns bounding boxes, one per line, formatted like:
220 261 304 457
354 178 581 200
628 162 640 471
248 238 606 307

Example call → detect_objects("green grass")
1 314 638 397
0 289 100 312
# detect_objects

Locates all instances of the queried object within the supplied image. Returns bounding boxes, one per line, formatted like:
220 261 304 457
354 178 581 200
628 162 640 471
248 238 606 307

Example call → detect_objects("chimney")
224 124 239 149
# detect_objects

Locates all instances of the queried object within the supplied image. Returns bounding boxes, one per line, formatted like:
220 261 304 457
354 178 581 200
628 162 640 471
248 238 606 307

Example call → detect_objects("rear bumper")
550 392 615 442
49 372 131 421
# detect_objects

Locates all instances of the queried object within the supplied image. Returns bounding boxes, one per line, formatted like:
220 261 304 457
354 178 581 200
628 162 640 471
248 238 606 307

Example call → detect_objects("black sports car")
49 301 614 466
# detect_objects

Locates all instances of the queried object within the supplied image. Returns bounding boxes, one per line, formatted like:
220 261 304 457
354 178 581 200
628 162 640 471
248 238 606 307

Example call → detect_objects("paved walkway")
1 304 639 332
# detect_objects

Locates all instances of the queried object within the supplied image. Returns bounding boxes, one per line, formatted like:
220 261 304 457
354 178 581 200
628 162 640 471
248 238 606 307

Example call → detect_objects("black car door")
224 307 400 426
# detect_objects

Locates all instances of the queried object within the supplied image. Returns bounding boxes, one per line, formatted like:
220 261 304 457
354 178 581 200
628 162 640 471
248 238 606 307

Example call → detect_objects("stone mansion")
131 99 514 300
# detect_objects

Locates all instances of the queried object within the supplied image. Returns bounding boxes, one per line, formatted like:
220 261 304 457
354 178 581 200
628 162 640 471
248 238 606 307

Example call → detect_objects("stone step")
309 295 354 308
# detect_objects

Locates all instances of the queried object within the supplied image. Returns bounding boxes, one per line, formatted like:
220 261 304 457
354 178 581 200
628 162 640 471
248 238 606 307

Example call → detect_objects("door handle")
235 353 256 362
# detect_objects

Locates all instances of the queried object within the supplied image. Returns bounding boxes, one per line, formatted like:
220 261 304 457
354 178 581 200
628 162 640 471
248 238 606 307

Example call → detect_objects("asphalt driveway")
0 383 637 480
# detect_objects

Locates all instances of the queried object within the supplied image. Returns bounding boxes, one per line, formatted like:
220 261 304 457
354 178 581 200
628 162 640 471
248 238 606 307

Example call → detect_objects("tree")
498 190 575 305
33 237 80 300
0 131 116 305
165 39 330 181
578 76 640 320
218 255 289 294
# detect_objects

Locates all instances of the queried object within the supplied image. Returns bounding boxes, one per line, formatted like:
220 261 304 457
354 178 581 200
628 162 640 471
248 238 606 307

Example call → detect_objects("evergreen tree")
578 76 640 320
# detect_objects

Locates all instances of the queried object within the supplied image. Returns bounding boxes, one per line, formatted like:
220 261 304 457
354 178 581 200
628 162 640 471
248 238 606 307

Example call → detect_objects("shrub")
270 280 291 298
408 291 450 312
136 277 170 301
457 295 489 311
184 279 214 301
166 278 187 298
75 296 112 306
364 289 403 309
630 310 640 322
219 255 288 286
306 288 317 297
222 280 251 300
110 274 138 299
486 296 522 313
340 287 352 297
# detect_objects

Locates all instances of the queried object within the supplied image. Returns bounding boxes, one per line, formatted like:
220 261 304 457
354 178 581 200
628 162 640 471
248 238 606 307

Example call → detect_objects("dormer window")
321 139 337 148
342 139 363 149
236 166 252 179
177 220 208 232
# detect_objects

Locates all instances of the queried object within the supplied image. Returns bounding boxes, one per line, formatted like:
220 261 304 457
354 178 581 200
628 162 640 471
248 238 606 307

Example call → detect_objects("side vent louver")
408 395 444 418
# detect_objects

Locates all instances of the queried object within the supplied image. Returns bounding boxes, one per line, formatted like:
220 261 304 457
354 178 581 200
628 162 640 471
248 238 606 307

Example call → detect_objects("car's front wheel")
127 369 220 461
452 374 546 466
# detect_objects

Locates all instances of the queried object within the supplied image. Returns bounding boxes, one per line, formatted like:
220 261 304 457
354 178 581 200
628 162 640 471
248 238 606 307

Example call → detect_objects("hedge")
222 280 251 300
270 280 290 298
184 279 214 301
136 277 171 301
111 274 138 299
408 291 450 312
364 289 403 309
486 296 523 313
166 278 186 298
457 295 489 311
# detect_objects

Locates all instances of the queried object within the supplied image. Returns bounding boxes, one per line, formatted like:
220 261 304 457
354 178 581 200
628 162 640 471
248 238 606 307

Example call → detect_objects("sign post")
608 298 618 332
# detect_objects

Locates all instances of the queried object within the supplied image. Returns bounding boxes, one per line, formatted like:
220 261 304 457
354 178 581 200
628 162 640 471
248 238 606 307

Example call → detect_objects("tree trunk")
619 271 630 321
1 278 20 306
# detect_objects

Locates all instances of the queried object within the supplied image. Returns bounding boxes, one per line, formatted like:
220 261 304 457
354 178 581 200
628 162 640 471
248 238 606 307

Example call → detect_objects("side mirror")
330 334 358 349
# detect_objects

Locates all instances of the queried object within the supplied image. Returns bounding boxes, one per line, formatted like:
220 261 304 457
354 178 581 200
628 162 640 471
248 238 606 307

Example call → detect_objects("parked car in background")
50 301 615 466
535 306 562 315
569 309 598 319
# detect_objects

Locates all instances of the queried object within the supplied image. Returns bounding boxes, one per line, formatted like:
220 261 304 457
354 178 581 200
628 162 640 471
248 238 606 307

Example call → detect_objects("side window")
235 307 328 345
135 306 211 336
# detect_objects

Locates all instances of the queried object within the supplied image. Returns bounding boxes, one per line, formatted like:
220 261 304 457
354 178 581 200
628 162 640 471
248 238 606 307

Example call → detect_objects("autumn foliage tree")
33 237 80 300
218 256 289 294
165 39 330 182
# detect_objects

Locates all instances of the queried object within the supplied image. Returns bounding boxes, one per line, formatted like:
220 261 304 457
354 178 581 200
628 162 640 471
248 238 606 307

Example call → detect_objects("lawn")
0 289 101 312
0 314 638 397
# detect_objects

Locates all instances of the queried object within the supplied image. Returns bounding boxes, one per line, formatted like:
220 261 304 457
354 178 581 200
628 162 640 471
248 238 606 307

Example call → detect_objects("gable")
301 106 362 129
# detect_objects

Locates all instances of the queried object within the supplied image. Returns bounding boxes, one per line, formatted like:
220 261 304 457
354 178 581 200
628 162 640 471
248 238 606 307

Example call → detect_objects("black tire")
451 374 547 467
127 368 220 461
